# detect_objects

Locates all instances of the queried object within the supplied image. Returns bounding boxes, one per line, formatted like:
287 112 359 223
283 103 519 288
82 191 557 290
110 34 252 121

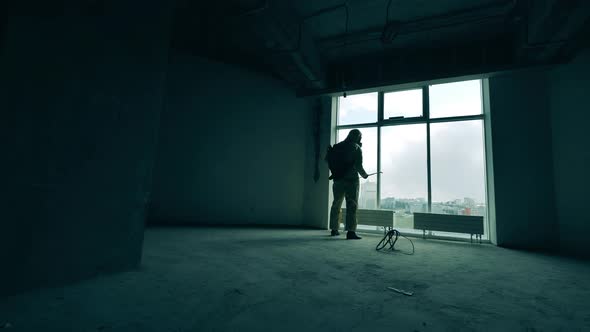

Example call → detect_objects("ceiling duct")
379 0 516 44
381 20 402 44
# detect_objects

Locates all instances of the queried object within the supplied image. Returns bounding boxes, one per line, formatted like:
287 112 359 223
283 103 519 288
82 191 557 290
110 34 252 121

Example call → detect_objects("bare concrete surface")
1 227 589 332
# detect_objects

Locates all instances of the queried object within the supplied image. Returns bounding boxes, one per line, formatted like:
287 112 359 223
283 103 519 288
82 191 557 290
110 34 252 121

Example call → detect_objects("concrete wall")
488 49 590 257
301 97 332 229
549 48 590 258
488 69 558 250
148 53 313 226
0 1 172 296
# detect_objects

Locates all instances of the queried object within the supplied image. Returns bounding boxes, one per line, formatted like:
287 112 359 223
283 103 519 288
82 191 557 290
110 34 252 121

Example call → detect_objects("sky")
337 80 486 204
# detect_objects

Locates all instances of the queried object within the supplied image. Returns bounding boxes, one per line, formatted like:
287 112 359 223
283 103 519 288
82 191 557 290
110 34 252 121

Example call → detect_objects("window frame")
382 87 425 120
333 78 491 240
335 91 379 126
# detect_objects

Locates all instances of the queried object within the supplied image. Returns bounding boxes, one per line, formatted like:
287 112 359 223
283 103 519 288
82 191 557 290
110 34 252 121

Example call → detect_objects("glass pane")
337 92 378 125
430 120 487 237
336 128 378 210
429 80 482 118
380 124 427 231
384 89 422 119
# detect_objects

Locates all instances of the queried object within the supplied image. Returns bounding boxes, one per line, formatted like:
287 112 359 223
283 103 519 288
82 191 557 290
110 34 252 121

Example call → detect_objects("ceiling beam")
298 36 523 96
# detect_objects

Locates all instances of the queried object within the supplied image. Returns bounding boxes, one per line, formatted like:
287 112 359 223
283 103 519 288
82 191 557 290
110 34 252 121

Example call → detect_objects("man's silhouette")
326 129 368 240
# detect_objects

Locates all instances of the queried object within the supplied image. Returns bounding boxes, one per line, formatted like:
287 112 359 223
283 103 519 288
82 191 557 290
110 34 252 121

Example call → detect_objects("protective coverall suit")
328 130 369 235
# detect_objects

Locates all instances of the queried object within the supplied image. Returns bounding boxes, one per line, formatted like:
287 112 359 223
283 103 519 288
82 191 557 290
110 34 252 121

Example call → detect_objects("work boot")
346 231 362 240
331 230 340 236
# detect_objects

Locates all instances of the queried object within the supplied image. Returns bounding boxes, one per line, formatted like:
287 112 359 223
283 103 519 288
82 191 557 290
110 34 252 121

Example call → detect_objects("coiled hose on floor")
376 229 415 255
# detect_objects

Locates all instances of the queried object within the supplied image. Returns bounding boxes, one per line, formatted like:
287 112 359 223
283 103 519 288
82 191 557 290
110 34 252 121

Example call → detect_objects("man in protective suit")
326 129 369 240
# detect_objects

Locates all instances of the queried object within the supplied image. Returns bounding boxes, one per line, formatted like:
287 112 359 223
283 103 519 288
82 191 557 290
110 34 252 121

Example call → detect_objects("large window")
334 79 489 239
429 80 482 118
381 124 428 230
430 120 486 218
337 92 378 125
384 89 422 119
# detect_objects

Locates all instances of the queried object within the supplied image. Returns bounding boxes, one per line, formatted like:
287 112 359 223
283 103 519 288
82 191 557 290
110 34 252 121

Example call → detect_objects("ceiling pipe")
513 0 590 64
272 3 349 54
264 4 351 89
401 0 516 25
519 0 578 48
233 0 268 18
325 0 516 47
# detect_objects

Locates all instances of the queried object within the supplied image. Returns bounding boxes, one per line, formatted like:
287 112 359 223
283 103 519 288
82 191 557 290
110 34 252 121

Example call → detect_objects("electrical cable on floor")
376 229 414 255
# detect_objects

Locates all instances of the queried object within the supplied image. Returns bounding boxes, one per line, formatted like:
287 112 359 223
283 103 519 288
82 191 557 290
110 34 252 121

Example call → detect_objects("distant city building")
380 195 486 222
360 181 377 209
380 197 396 210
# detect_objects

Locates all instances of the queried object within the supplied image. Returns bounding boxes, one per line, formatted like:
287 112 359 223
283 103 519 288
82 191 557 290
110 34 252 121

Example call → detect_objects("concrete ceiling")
171 0 590 95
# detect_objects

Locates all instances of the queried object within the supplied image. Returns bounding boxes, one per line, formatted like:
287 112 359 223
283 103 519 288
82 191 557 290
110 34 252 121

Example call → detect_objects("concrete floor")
1 227 590 332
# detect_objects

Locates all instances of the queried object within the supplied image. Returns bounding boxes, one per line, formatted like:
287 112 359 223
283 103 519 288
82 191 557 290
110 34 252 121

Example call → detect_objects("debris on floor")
0 322 13 329
387 286 414 296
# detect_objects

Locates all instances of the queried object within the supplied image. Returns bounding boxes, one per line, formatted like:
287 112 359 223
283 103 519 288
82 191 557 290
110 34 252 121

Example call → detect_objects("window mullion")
377 92 383 209
424 86 432 213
